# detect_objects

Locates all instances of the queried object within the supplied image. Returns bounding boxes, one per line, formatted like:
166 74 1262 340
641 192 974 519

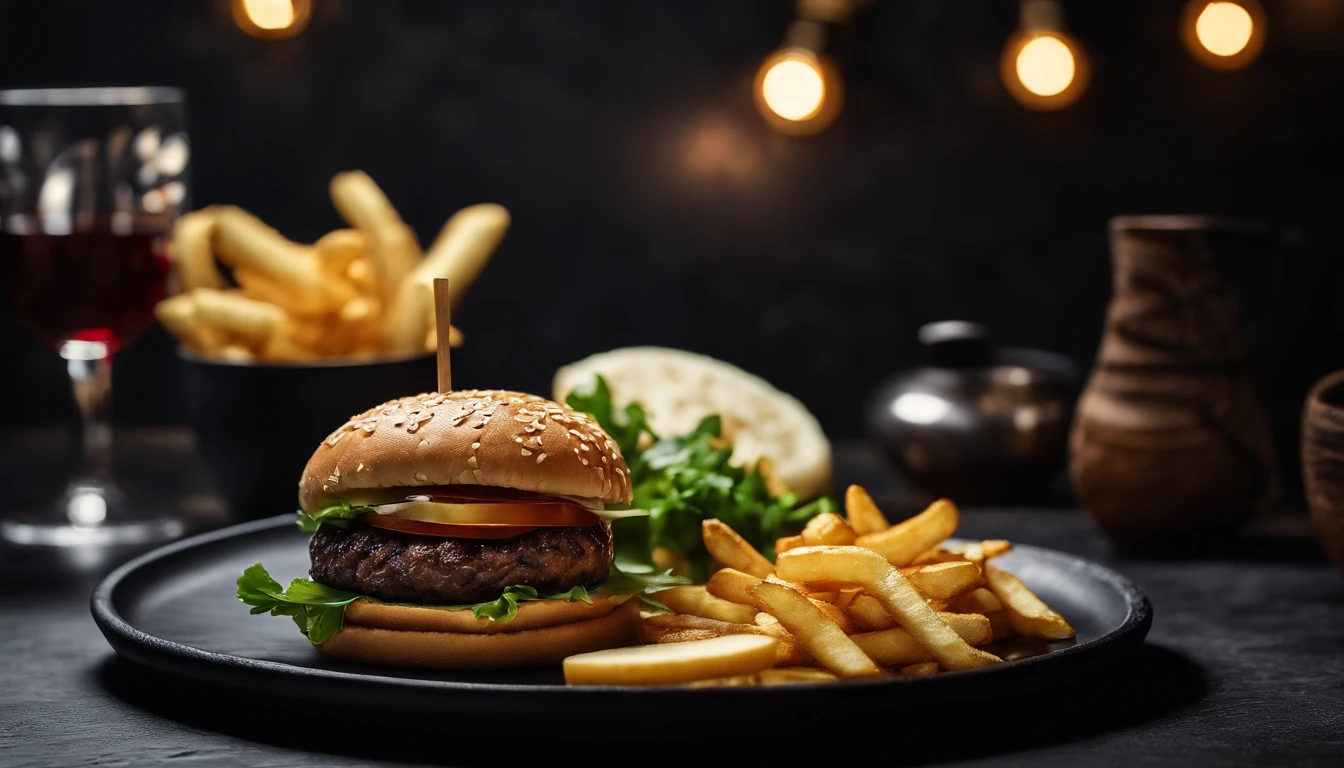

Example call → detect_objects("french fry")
855 499 960 567
314 228 367 274
776 535 806 555
901 561 983 600
758 667 837 685
801 512 856 546
851 613 992 667
948 587 1003 615
330 170 421 308
844 484 889 536
984 565 1076 640
652 586 758 625
339 295 380 326
418 203 510 310
190 288 285 339
702 519 774 578
831 587 862 610
846 594 897 631
345 256 376 294
215 344 256 363
212 206 350 307
170 208 224 291
563 635 778 686
233 267 329 316
640 614 771 646
900 661 941 676
749 582 882 678
750 613 821 664
154 293 207 349
914 540 1013 568
705 568 762 606
811 599 858 634
777 546 1001 671
382 277 433 355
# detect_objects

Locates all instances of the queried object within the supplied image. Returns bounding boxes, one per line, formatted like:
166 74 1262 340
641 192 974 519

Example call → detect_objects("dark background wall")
2 0 1343 464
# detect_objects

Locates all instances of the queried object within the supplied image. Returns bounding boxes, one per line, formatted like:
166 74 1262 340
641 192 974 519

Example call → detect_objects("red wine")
0 227 170 353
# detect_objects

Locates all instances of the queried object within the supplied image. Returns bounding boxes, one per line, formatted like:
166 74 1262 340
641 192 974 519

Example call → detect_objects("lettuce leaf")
296 500 374 533
464 584 593 622
566 375 836 581
236 563 361 644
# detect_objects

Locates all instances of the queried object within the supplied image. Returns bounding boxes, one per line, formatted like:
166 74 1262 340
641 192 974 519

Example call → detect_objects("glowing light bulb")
1001 27 1087 111
233 0 310 40
242 0 295 30
761 55 826 122
1195 2 1254 57
1016 34 1075 97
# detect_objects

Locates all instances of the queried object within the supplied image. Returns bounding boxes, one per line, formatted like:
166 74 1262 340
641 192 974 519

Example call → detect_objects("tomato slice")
364 516 540 539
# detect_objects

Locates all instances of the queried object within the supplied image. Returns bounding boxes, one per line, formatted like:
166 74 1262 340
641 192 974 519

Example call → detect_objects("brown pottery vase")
1301 370 1344 576
1070 216 1279 551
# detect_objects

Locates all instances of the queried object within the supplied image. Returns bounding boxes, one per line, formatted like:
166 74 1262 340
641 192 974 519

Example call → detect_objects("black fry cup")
181 350 438 520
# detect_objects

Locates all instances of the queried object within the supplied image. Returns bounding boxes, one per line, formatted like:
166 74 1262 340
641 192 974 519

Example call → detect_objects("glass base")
1 481 184 547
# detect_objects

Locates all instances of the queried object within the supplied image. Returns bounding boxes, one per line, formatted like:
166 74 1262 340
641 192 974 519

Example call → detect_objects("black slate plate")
92 515 1152 722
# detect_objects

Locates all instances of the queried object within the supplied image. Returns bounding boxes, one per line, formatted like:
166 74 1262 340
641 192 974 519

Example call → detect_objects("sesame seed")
473 469 484 482
471 441 481 450
467 455 478 468
581 458 589 466
579 444 590 452
521 449 532 456
536 453 547 464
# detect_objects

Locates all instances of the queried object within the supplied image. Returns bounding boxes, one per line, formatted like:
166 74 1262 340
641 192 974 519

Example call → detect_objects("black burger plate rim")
91 514 1152 719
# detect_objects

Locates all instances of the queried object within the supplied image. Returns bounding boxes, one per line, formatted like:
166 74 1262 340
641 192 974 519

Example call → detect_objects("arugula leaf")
296 500 374 533
467 584 594 622
563 375 656 459
236 563 361 644
567 374 837 581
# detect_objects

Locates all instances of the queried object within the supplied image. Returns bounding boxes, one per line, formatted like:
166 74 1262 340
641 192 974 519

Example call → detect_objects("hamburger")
241 388 650 670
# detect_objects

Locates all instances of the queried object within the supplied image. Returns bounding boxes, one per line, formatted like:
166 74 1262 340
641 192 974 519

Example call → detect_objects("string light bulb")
1182 1 1265 70
233 0 312 40
754 0 851 135
1001 0 1089 111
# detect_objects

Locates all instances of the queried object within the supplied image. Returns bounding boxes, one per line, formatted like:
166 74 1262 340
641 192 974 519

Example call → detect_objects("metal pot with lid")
865 321 1080 505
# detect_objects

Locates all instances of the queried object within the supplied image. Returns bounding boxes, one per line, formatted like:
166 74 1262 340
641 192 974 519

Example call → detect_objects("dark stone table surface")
1 429 1342 767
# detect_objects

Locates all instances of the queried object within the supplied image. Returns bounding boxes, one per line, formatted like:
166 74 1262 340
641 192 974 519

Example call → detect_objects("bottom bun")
315 597 641 670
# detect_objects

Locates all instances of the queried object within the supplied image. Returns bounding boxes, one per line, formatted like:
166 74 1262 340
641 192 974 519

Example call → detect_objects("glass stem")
60 340 113 485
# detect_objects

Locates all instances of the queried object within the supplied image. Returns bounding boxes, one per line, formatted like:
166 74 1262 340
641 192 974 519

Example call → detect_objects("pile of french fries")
154 170 510 363
563 486 1075 687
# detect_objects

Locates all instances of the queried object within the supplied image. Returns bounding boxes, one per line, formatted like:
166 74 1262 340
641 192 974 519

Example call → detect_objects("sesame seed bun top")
299 389 632 512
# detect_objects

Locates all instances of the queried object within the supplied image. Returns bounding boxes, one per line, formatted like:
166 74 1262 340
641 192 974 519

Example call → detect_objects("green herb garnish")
236 563 361 644
567 375 836 581
295 500 374 532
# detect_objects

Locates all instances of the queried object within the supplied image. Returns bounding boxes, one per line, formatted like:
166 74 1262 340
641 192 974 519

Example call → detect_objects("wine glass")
0 87 189 546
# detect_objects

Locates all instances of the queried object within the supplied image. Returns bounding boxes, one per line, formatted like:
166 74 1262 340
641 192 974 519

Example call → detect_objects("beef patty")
308 522 614 604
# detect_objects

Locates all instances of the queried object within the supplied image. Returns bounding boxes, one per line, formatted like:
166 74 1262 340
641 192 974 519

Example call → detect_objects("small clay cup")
1301 369 1344 576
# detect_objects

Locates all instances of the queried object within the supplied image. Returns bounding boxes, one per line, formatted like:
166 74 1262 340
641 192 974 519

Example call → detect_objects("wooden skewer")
433 278 452 393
